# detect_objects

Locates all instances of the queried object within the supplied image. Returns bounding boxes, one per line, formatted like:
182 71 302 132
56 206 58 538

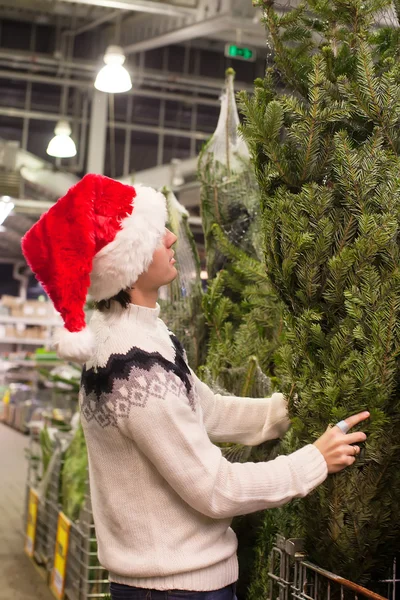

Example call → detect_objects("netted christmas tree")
239 0 400 591
198 68 284 600
198 68 283 401
201 230 282 400
159 187 206 369
199 68 264 279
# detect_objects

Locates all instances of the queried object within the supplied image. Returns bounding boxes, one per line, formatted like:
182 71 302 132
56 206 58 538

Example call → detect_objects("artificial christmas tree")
240 0 400 590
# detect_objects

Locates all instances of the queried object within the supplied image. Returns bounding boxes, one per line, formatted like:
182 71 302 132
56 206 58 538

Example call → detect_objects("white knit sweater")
80 302 327 591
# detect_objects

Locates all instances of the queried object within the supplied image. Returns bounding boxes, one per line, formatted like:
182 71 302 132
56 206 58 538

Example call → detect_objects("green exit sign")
225 44 257 62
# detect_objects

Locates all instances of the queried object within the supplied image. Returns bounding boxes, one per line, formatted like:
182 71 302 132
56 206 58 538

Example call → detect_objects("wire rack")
64 488 110 600
25 431 64 572
25 428 110 598
268 536 399 600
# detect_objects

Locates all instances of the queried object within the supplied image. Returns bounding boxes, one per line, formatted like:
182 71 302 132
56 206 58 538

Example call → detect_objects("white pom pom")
55 326 95 363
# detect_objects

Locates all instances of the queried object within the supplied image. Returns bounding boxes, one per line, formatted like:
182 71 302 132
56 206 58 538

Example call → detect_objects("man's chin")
169 267 178 281
164 267 178 285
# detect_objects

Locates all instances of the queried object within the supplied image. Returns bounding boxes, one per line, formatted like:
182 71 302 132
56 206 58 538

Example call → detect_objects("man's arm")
191 370 291 445
117 366 327 519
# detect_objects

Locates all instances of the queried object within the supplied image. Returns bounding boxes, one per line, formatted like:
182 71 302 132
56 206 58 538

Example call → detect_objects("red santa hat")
21 173 167 363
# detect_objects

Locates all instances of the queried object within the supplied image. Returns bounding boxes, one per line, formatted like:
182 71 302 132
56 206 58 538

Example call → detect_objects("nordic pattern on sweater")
81 334 197 427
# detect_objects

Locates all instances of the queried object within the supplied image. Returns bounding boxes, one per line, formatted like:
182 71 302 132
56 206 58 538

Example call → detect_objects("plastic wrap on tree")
159 188 200 303
198 68 262 279
159 188 206 369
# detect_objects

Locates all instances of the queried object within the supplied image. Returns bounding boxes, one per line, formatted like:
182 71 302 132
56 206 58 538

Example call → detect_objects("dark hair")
96 289 131 312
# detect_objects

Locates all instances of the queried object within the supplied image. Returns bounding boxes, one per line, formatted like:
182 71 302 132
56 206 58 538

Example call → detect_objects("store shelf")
0 360 59 367
1 337 49 346
0 316 61 326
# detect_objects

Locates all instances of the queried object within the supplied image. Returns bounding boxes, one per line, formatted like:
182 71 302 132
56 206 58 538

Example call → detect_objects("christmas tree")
198 69 284 599
198 68 263 279
240 0 400 589
201 227 282 399
199 68 282 398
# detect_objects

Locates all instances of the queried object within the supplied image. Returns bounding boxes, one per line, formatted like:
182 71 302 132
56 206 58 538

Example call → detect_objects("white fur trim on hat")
89 185 167 301
56 326 95 363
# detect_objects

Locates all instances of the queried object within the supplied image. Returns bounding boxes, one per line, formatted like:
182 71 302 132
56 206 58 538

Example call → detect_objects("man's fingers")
343 431 367 445
343 444 360 456
342 411 370 430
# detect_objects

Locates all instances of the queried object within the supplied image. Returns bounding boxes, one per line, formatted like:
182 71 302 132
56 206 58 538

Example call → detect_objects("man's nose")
168 232 178 246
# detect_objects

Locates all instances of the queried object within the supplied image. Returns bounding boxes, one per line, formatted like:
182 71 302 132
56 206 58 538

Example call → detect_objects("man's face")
135 228 178 292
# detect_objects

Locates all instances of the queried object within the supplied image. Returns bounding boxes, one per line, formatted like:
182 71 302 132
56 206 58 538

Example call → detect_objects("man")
22 174 369 600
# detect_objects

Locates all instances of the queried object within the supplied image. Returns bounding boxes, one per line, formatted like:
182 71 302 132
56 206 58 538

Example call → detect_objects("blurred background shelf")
1 337 50 346
0 316 62 326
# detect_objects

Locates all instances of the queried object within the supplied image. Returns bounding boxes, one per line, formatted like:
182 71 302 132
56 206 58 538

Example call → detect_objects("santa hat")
21 174 167 363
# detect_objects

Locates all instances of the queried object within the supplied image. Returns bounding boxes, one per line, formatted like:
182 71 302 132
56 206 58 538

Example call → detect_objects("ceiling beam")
124 15 230 54
0 67 220 106
57 0 196 17
0 49 254 94
119 0 266 55
0 0 106 22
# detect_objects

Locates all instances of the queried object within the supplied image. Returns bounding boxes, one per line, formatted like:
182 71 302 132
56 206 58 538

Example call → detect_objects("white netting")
200 361 272 399
158 188 205 369
205 68 250 169
198 68 263 279
375 2 399 27
159 188 200 302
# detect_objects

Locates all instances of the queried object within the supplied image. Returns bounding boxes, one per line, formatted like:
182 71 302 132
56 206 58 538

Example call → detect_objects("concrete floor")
0 423 54 600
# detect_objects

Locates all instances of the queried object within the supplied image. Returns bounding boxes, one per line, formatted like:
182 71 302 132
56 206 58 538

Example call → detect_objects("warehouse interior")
0 3 272 597
0 0 270 282
1 1 400 599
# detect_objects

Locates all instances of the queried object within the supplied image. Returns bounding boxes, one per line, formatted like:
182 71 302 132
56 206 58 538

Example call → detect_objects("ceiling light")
0 196 14 226
95 45 132 94
47 120 77 158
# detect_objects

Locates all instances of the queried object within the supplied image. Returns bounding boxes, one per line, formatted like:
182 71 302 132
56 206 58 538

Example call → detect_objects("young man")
22 174 369 600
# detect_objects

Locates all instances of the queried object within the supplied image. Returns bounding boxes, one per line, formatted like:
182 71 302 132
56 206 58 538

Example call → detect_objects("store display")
24 421 110 599
0 294 62 348
240 0 400 593
2 383 36 433
7 348 110 599
1 4 398 597
61 422 88 522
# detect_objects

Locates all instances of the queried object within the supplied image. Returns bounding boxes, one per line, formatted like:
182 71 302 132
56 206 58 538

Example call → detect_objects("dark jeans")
110 582 237 600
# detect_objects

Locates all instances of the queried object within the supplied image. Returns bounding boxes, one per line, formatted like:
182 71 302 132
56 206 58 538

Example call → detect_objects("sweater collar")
126 302 161 328
91 301 161 331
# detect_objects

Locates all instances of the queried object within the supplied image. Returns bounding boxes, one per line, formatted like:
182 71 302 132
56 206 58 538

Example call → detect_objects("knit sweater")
79 302 327 592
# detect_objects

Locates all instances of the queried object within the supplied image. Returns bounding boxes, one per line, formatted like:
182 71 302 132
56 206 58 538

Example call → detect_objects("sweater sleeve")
190 369 291 445
117 372 327 520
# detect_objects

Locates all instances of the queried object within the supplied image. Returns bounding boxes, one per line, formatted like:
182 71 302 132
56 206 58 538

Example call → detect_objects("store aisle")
0 423 54 600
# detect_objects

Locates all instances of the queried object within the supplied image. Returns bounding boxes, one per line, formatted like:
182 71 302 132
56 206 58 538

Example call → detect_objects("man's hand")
313 411 369 474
